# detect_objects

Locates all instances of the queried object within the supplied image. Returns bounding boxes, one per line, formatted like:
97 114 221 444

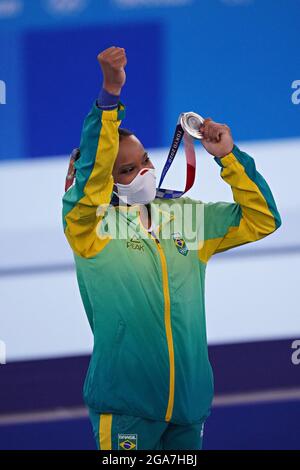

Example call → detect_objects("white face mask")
113 167 157 206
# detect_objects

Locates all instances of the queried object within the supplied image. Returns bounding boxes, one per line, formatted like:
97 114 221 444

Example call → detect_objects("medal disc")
180 112 204 140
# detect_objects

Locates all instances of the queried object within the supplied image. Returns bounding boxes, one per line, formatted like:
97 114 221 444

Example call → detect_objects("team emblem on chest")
171 232 189 256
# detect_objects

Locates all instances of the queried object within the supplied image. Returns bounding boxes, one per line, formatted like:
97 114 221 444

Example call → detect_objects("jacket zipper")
154 237 175 422
136 212 175 422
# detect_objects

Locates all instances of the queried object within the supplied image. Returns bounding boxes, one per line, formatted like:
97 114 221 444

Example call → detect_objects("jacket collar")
111 193 174 233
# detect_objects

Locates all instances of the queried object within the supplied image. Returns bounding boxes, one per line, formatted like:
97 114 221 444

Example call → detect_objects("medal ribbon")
156 115 196 199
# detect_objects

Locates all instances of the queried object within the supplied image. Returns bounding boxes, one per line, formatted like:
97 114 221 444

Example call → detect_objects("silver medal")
180 112 205 140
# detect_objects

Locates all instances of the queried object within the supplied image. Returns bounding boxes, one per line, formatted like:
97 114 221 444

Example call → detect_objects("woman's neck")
139 204 151 230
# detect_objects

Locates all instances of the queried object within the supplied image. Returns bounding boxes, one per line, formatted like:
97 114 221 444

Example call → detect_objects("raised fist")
97 46 127 96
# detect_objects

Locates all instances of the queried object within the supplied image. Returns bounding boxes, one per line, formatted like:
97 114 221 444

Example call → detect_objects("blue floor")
0 401 299 450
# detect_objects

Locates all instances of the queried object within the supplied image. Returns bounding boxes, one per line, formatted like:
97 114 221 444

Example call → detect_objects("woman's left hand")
200 118 234 158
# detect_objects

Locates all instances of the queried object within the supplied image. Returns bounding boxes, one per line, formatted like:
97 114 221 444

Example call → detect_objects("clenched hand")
97 46 127 96
200 118 234 158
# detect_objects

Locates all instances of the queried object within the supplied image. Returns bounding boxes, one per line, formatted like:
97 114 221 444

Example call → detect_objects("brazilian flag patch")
172 232 189 256
118 434 138 450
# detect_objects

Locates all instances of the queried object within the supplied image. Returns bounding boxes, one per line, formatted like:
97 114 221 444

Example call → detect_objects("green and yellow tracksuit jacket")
62 101 281 425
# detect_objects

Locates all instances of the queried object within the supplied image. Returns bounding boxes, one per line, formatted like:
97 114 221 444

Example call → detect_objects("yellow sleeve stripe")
199 148 281 263
221 152 276 236
64 107 123 258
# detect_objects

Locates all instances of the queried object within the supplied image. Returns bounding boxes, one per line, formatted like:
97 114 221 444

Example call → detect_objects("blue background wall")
0 0 299 160
22 22 163 157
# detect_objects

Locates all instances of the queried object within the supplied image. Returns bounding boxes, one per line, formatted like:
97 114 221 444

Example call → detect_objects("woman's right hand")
97 46 127 96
